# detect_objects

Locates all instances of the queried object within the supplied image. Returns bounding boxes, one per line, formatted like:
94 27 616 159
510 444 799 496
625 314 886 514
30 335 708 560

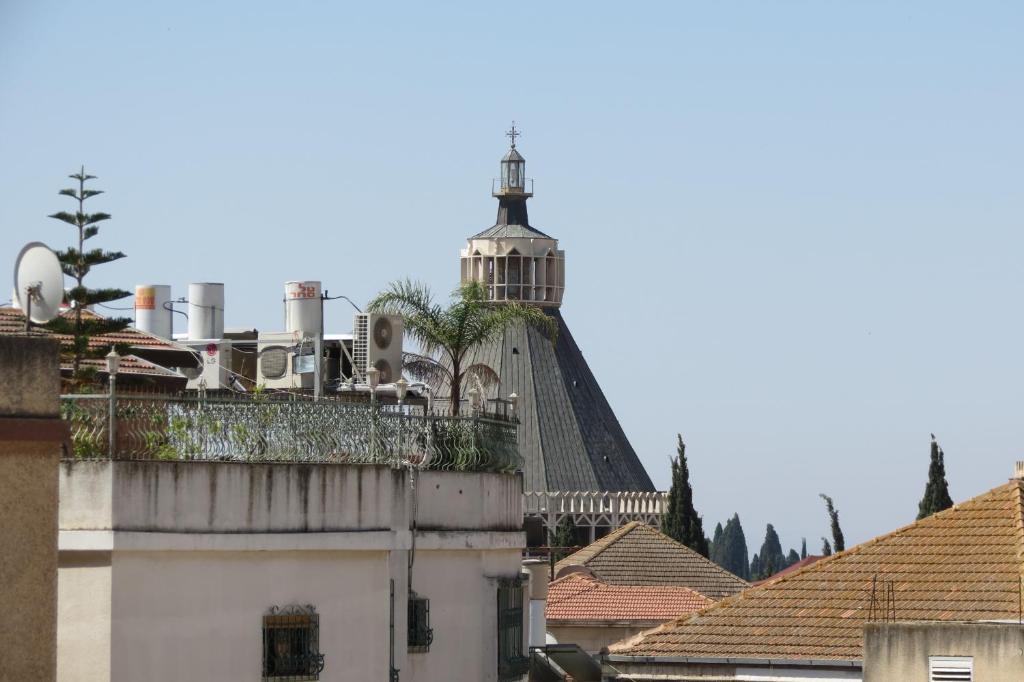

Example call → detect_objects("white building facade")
57 460 529 682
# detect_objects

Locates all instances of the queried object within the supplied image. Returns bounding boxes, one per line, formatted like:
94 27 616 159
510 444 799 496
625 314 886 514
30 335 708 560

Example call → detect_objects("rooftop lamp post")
395 377 408 467
106 347 120 458
366 366 380 461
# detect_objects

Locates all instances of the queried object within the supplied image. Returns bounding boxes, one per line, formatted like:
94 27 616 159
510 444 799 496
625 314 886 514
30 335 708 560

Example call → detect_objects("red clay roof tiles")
610 480 1024 661
555 522 749 600
546 573 711 623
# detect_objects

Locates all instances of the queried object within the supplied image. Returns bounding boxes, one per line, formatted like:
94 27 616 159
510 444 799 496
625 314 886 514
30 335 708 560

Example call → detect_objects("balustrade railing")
60 393 520 473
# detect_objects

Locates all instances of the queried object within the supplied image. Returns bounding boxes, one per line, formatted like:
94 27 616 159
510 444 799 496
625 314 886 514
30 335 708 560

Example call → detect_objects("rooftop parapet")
60 393 520 474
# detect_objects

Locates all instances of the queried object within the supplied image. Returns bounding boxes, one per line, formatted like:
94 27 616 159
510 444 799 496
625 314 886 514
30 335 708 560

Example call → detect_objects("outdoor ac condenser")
257 331 317 390
184 339 233 391
352 313 403 383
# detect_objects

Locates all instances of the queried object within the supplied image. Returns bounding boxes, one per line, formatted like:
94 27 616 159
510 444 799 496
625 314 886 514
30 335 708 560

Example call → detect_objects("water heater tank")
188 282 225 340
284 281 322 337
134 284 173 340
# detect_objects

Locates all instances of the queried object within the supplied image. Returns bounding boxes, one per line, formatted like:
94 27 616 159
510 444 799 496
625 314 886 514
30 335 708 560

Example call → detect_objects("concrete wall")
549 623 652 654
864 621 1024 682
58 459 526 682
0 337 60 682
60 461 522 533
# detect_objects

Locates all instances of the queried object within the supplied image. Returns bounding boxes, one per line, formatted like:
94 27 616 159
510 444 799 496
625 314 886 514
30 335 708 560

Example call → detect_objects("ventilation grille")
929 657 972 682
260 346 288 379
352 314 368 381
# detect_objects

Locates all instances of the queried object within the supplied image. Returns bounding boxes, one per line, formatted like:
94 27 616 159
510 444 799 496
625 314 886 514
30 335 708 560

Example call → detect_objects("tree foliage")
368 280 557 415
662 435 709 557
821 537 833 556
710 513 750 580
44 167 130 377
753 524 786 580
801 537 807 559
819 493 845 553
549 515 578 562
917 435 954 520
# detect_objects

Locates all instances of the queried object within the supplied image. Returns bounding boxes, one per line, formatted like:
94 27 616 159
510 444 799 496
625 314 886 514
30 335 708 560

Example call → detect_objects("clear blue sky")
2 1 1022 556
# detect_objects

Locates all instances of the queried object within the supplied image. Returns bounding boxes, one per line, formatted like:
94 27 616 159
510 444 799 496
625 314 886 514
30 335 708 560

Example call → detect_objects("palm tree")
367 280 557 415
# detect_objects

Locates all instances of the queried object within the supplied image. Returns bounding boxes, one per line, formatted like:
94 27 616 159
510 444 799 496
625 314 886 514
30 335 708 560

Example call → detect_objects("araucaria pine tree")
917 434 954 520
662 435 709 557
45 167 130 378
819 494 845 553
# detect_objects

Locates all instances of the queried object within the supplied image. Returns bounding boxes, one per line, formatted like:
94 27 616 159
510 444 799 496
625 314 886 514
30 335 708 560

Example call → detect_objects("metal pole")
370 389 377 462
108 374 117 458
314 333 323 401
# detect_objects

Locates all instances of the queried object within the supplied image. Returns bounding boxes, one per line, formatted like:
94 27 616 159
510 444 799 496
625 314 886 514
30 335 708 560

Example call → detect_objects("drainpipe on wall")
522 559 549 648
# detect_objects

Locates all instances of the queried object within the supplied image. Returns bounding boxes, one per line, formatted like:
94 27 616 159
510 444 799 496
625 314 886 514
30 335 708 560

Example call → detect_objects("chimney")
1014 461 1024 481
522 558 549 649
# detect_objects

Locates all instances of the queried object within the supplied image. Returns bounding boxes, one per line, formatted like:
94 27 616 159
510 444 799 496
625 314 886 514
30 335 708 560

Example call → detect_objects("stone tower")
456 126 661 541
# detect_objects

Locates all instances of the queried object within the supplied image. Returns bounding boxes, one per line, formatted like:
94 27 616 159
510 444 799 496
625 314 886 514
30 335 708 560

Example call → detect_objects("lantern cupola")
461 124 565 306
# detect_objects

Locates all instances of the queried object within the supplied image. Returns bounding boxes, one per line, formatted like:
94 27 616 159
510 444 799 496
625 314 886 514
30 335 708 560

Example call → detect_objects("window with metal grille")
497 577 528 681
929 656 973 682
263 605 325 681
408 592 434 652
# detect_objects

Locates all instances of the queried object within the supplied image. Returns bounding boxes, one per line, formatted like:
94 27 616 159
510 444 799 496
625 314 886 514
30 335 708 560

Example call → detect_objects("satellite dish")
14 242 64 326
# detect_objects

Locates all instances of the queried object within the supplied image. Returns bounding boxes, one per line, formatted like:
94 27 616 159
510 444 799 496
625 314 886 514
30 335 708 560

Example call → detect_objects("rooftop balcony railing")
60 393 520 474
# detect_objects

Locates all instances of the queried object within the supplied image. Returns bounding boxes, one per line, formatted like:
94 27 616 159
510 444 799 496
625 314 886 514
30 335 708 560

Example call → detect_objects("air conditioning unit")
352 313 403 383
183 339 233 390
257 331 318 390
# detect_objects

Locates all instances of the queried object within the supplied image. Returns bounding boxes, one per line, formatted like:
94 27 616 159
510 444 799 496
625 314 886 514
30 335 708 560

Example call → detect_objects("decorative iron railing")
59 394 520 473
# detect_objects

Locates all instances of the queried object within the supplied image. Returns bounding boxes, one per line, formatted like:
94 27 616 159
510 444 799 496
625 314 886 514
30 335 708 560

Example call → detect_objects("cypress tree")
819 493 845 552
821 537 832 556
800 538 807 559
549 515 578 561
710 522 725 565
917 435 954 520
44 167 130 380
755 524 786 579
663 435 709 557
749 553 760 580
786 549 800 567
710 514 750 580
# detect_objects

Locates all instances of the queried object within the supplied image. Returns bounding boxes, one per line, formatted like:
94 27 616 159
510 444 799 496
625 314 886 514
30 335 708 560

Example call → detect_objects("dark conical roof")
450 309 655 493
502 147 525 162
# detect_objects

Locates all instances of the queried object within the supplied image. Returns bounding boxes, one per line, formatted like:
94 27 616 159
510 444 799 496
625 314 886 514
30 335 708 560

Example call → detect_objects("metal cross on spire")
506 121 521 149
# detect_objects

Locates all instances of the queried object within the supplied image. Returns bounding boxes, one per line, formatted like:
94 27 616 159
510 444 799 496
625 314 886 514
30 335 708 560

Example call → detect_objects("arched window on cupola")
506 248 522 300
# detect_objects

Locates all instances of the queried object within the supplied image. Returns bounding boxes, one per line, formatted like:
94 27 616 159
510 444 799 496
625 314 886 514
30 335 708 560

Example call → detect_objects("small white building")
57 458 529 682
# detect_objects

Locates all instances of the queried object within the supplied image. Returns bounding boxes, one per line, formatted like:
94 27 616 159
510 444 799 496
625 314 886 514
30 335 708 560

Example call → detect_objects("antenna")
13 242 64 331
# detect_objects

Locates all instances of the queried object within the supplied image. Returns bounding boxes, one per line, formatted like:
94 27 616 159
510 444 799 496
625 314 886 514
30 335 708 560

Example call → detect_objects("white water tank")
134 284 173 340
284 281 322 337
188 283 225 340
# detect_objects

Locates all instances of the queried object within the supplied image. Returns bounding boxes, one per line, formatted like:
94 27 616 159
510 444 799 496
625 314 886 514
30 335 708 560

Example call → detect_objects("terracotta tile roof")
76 355 183 378
610 480 1024 661
752 555 824 585
546 573 712 623
0 306 177 350
555 522 749 600
1 307 189 381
